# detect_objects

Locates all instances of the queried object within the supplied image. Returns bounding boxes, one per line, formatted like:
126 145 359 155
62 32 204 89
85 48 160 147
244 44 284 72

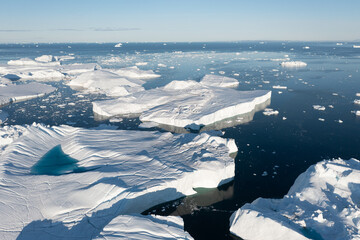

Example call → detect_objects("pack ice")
229 158 360 240
0 82 55 106
0 124 236 239
93 79 271 131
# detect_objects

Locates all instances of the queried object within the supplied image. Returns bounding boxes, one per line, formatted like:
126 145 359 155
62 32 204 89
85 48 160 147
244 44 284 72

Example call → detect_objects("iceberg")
0 124 236 239
93 80 271 131
280 61 307 68
67 69 145 97
114 43 122 47
229 158 360 240
313 105 326 111
0 82 55 106
34 55 56 63
353 45 360 49
95 214 193 240
200 74 239 88
110 66 160 79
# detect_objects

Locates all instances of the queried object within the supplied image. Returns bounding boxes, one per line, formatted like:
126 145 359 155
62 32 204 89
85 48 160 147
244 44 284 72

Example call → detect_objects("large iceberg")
0 82 56 106
229 158 360 240
67 69 145 97
93 80 271 131
0 124 236 239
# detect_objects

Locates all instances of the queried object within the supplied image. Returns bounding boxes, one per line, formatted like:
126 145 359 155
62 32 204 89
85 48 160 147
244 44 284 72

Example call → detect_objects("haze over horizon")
1 0 360 43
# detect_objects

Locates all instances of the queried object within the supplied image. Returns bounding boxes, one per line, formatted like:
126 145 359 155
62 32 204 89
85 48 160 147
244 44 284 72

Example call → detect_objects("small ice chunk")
354 99 360 105
135 62 148 66
261 171 268 177
114 43 122 47
313 105 326 111
318 118 325 121
328 105 334 108
282 117 287 120
280 61 307 68
303 46 310 49
356 111 360 116
356 93 360 97
263 108 279 116
336 120 343 123
272 85 287 89
158 63 167 68
353 45 360 48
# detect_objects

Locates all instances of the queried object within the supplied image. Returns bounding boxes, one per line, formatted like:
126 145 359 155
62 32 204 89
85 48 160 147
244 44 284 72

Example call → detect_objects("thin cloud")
92 27 140 32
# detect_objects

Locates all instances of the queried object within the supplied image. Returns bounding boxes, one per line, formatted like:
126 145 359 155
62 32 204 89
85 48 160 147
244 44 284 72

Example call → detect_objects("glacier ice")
0 82 56 106
0 124 236 239
229 158 360 240
93 80 271 131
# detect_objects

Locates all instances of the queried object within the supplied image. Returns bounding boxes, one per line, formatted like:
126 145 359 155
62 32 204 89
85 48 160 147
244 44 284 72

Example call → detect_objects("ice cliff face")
0 124 236 239
230 158 360 240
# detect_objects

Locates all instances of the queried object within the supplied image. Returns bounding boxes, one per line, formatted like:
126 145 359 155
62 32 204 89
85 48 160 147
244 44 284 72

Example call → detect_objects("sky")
1 0 360 43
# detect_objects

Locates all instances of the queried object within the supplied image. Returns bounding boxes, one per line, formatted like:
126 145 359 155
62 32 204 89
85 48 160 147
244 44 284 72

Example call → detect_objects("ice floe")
229 158 360 240
0 124 236 239
95 214 193 240
280 61 307 68
92 80 271 131
67 69 145 97
263 108 279 116
313 105 326 111
200 74 239 88
0 82 56 106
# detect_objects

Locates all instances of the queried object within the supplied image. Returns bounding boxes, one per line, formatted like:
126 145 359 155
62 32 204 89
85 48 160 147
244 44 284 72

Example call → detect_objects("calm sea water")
1 42 360 239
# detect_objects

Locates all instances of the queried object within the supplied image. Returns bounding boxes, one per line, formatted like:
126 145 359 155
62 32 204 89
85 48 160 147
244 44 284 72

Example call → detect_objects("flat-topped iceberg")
0 82 56 106
95 214 193 240
93 80 271 131
67 69 145 97
200 74 239 88
281 61 307 68
0 124 236 239
229 158 360 240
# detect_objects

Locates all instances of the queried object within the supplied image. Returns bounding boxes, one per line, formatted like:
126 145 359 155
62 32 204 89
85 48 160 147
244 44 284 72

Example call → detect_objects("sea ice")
280 61 307 68
313 105 326 111
92 80 271 131
0 124 236 239
95 214 193 240
67 69 145 97
0 82 55 106
200 74 239 88
229 158 360 240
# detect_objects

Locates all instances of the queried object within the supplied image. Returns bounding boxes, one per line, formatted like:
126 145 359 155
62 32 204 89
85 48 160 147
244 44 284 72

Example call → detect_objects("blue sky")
1 0 360 43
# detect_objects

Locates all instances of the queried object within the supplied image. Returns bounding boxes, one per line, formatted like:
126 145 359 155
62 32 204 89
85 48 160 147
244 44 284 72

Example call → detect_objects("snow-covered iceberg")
200 74 239 88
229 158 360 240
0 82 56 106
281 61 307 68
0 124 236 239
67 69 145 97
93 80 271 131
95 214 193 240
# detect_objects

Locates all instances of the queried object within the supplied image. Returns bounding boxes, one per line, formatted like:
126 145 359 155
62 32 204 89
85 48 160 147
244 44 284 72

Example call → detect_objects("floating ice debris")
353 45 360 48
135 62 148 66
95 214 193 240
336 119 343 123
114 43 122 47
0 82 55 106
111 66 160 79
263 108 279 116
313 105 326 111
328 105 334 108
302 46 310 49
356 111 360 116
336 43 343 46
67 69 145 97
332 93 339 96
0 124 236 239
93 80 271 131
282 117 287 120
354 99 360 105
356 93 360 97
200 74 239 88
218 71 225 75
272 85 287 89
157 63 167 68
230 158 360 240
8 57 60 66
261 171 268 177
318 118 325 121
280 61 307 68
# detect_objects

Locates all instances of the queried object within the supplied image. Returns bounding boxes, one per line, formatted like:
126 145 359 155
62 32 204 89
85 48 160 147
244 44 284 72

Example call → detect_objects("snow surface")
92 80 271 130
67 69 145 97
200 74 239 88
95 214 193 240
230 158 360 240
281 61 307 68
0 124 236 239
0 82 55 106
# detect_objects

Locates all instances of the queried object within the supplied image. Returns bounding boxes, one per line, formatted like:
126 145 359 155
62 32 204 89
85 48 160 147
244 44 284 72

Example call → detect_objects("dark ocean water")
1 41 360 239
